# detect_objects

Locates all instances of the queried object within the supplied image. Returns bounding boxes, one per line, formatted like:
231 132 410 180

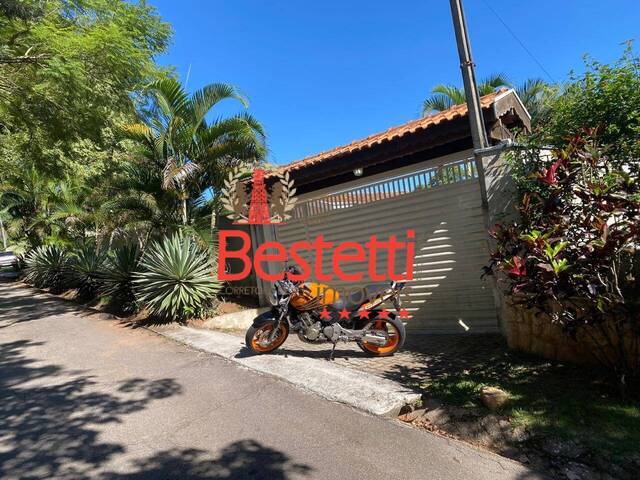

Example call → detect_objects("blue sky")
149 0 640 165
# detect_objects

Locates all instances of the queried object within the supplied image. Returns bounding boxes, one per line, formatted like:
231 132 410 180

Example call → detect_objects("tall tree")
121 77 266 231
0 0 172 179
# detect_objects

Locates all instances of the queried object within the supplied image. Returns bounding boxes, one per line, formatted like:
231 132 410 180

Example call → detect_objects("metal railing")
292 158 477 219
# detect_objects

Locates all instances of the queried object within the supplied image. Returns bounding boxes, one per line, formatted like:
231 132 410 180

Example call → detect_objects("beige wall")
271 150 502 333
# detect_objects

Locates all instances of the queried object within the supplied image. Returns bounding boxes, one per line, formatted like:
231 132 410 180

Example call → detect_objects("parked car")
0 251 16 267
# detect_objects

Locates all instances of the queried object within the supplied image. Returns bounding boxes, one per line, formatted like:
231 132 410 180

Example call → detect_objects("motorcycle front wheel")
358 315 405 357
245 322 289 354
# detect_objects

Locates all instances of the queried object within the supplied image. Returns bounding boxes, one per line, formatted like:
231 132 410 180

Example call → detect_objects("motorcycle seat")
330 283 392 312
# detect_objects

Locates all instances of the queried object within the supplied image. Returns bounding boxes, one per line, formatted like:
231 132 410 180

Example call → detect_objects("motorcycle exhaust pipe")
360 333 388 345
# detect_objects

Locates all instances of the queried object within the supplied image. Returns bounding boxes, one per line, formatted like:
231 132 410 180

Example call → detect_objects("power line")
481 0 557 83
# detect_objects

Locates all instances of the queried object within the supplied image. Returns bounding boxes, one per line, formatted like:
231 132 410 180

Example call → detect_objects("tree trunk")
210 192 222 250
182 197 188 225
179 183 188 225
0 216 7 250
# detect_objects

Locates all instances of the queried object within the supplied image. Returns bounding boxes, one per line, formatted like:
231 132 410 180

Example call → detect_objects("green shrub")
100 244 141 313
133 234 220 320
67 244 108 301
23 245 69 293
488 135 640 394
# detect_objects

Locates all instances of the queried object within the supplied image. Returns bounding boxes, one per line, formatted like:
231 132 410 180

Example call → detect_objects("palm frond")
148 77 190 119
480 73 512 90
422 93 455 115
517 78 548 104
192 113 266 161
432 84 467 104
190 83 248 130
119 123 156 145
162 157 201 190
422 74 511 116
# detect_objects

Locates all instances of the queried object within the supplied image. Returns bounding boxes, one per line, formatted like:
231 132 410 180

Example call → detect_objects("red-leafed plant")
487 134 640 395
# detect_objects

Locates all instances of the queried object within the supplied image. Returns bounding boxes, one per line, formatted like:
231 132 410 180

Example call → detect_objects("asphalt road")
0 281 545 480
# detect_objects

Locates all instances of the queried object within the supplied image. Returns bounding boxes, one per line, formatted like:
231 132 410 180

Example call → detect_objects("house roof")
273 88 519 177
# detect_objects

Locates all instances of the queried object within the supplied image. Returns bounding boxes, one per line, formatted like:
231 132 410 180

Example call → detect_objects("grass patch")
421 350 640 460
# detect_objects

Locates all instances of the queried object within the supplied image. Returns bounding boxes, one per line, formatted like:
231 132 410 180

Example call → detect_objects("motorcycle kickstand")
328 341 338 361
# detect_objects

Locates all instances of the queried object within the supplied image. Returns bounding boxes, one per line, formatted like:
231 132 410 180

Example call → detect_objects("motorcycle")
245 269 407 358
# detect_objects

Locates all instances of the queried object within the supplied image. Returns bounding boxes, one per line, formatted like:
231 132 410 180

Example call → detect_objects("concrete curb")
152 326 421 417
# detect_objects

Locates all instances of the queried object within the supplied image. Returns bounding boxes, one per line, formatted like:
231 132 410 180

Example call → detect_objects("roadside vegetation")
482 44 640 478
0 0 264 319
488 45 640 396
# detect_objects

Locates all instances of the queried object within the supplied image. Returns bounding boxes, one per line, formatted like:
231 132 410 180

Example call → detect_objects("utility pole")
449 0 489 204
449 0 488 150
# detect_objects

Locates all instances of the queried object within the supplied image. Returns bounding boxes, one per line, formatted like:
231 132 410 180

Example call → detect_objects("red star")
399 308 410 319
338 308 350 319
378 308 391 319
319 307 331 320
358 309 370 319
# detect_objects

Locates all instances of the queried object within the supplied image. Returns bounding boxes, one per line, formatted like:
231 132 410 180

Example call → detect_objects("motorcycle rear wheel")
245 322 289 354
358 316 405 357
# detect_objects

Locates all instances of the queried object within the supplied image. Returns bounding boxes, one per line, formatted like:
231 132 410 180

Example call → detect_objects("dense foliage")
0 0 171 179
0 0 261 322
119 77 265 230
0 0 173 251
541 43 640 170
100 244 142 314
488 49 640 393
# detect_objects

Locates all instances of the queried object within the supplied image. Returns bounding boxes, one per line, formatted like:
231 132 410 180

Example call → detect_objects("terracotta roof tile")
273 89 506 175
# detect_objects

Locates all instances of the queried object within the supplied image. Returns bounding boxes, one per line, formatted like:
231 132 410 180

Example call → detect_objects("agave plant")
133 234 220 320
23 245 70 293
67 244 108 301
100 244 141 313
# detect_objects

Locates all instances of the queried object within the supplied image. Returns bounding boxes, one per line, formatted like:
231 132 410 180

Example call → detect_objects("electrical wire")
480 0 557 83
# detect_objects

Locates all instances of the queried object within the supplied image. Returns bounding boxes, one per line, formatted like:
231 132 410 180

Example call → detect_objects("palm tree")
422 74 553 125
100 161 182 250
515 78 554 125
422 74 510 114
0 167 57 248
121 77 266 229
0 170 104 249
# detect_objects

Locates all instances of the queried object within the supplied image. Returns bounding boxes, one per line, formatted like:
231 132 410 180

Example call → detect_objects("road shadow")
0 282 148 332
0 283 82 328
0 339 182 479
0 337 313 480
98 441 313 479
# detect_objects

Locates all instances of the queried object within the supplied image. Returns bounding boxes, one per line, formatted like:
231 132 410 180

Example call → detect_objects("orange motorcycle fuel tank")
289 282 340 311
